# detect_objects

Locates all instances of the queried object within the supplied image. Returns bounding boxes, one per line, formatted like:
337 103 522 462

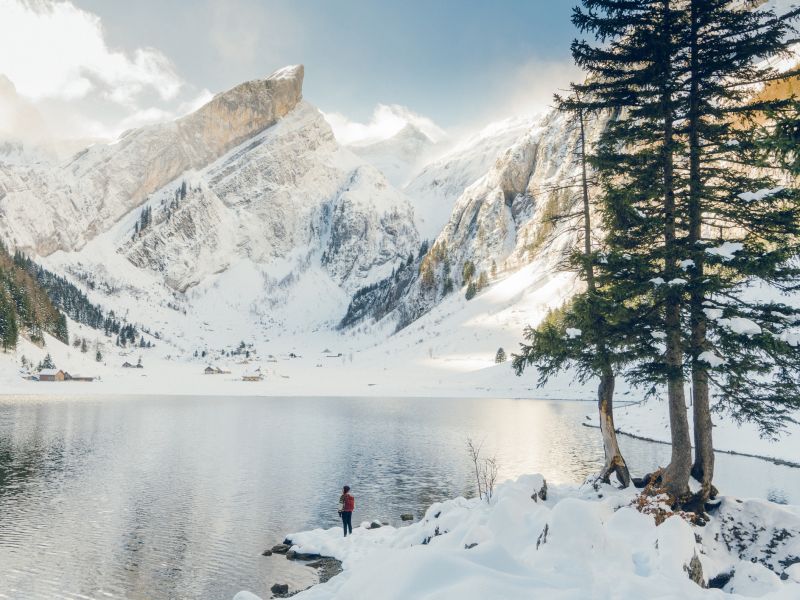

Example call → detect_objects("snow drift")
235 475 800 600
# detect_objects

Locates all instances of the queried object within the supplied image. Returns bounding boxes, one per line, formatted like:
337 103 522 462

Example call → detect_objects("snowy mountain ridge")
0 65 306 256
1 61 607 389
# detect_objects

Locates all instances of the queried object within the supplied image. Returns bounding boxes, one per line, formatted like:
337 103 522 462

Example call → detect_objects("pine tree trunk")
659 0 692 500
687 0 715 502
598 364 631 487
662 307 693 499
691 363 714 493
577 102 630 488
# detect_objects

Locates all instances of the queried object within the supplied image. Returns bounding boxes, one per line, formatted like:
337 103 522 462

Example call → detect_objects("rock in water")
286 550 320 561
270 544 290 554
270 583 289 595
400 513 414 521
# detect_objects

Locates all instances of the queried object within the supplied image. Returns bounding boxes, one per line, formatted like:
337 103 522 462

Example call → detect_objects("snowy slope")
348 123 437 189
403 115 538 240
346 107 609 331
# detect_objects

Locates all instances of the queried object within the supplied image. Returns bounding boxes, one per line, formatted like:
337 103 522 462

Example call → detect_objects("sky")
0 0 582 147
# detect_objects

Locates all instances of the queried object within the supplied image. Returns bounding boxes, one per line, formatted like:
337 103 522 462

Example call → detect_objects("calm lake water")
0 395 796 600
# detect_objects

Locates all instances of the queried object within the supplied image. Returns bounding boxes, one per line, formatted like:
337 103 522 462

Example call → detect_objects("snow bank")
234 475 800 599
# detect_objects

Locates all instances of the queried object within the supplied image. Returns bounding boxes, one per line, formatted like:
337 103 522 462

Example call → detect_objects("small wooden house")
242 368 263 382
39 369 66 382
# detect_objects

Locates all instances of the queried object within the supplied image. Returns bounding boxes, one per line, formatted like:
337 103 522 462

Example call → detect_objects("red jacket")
342 493 355 512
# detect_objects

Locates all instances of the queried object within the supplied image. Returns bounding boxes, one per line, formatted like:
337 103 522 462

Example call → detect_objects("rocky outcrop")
342 107 610 331
118 101 418 295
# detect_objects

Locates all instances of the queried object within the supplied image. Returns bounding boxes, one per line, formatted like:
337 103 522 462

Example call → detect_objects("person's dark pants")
341 511 353 536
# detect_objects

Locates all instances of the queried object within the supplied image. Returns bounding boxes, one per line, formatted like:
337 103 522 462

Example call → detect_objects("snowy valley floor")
234 475 800 600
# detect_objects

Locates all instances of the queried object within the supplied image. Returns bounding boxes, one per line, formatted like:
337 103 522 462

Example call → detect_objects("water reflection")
0 395 795 600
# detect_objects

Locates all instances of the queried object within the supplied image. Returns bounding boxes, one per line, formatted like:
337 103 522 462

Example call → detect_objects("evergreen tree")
569 0 692 498
495 347 507 363
81 338 88 353
443 277 454 295
465 281 477 300
40 353 55 370
95 349 103 362
678 0 800 501
462 261 475 283
515 90 631 487
0 293 18 350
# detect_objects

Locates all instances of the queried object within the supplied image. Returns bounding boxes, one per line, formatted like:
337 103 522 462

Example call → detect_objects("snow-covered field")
233 475 800 600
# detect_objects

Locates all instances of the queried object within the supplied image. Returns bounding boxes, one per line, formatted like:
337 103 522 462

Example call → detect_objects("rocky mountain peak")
0 65 307 255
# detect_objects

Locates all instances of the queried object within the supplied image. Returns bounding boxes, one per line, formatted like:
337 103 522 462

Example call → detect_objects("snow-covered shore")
234 475 800 600
1 257 796 468
2 335 797 469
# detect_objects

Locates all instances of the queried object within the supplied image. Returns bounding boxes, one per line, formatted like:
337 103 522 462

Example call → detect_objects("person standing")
338 485 355 537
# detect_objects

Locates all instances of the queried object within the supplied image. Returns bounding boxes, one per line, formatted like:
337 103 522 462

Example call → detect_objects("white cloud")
487 59 584 121
323 104 446 146
0 0 209 148
0 0 182 103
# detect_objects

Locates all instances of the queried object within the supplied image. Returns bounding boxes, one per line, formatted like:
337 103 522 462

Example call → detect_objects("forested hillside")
0 242 68 349
13 251 133 338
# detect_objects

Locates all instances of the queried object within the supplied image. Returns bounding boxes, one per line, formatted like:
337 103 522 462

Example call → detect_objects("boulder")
271 544 290 554
368 521 382 529
286 549 321 561
270 583 289 595
400 513 414 521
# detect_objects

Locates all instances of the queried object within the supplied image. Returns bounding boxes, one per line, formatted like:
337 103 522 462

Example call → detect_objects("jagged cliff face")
435 109 610 275
403 116 536 242
342 108 611 330
119 102 418 293
0 65 305 255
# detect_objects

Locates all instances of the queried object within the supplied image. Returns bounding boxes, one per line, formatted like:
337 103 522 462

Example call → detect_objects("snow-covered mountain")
348 123 437 188
341 107 609 332
402 115 541 241
0 61 600 369
1 65 423 344
1 66 307 255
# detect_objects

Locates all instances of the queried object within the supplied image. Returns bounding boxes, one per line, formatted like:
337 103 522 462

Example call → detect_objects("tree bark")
688 0 715 502
578 101 630 488
598 363 631 487
659 0 692 500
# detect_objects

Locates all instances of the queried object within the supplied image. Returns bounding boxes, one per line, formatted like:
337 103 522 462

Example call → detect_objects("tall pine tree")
571 0 694 499
514 91 631 487
677 0 800 501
